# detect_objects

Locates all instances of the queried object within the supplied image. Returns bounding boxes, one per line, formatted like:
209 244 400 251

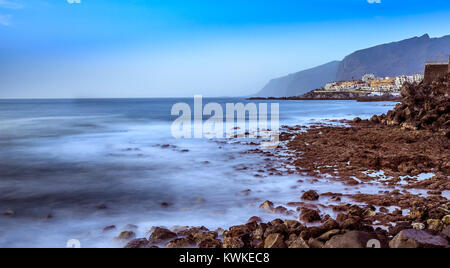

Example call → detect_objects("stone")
198 239 223 248
223 237 245 248
427 219 444 232
389 229 449 248
191 231 218 243
284 220 306 235
259 200 274 213
103 225 116 232
324 231 377 248
308 238 324 248
317 229 341 241
411 223 425 230
322 219 340 231
166 237 196 248
301 190 320 201
115 231 136 241
248 216 262 223
299 208 321 223
288 237 310 248
149 227 178 244
124 238 149 248
264 233 287 248
353 117 362 123
441 226 450 239
442 215 450 225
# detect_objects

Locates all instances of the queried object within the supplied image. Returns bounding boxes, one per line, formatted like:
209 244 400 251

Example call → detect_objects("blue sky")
1 0 450 98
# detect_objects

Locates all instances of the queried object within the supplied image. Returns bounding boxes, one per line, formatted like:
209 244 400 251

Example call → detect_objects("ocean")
0 98 396 248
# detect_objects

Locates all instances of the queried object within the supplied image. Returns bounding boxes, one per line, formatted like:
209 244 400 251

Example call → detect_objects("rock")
103 225 117 232
115 231 136 241
264 233 287 248
284 220 306 235
322 219 340 231
288 237 310 248
317 229 341 241
341 218 360 230
198 239 223 248
166 237 196 248
308 238 324 248
124 224 138 230
299 208 321 223
353 117 362 123
248 216 262 223
124 238 149 248
389 229 449 248
223 237 245 248
441 226 450 239
3 209 15 216
149 227 178 244
412 223 425 230
427 219 444 232
442 215 450 225
301 190 320 201
191 231 218 243
259 200 274 213
324 231 377 248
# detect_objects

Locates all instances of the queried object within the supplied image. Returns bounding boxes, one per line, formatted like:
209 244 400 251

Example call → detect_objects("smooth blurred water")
0 98 395 248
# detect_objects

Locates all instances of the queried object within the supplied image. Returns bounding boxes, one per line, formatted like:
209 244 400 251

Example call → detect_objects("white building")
362 74 375 83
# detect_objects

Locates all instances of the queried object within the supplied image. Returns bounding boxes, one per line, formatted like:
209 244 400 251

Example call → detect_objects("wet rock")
427 219 444 232
412 223 425 230
264 233 287 248
442 215 450 225
191 231 218 243
248 216 262 223
284 220 306 235
324 231 377 248
166 237 196 248
317 229 341 242
308 238 324 248
288 237 310 248
299 227 325 240
3 209 15 216
223 237 245 248
322 219 340 231
389 229 449 248
125 238 149 248
149 227 178 244
198 239 223 249
301 190 320 201
299 208 321 223
353 117 362 123
389 222 412 236
115 231 136 241
264 221 288 238
103 225 117 232
441 226 450 239
259 200 275 213
341 218 360 230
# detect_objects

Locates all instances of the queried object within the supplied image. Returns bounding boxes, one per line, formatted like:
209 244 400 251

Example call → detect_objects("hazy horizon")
1 0 450 98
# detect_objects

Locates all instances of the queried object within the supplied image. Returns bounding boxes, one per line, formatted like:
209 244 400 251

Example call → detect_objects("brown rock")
223 237 245 248
301 190 320 201
389 229 449 248
124 238 149 248
324 231 377 248
264 233 287 248
317 229 341 241
198 239 223 248
288 237 310 248
308 238 324 248
299 208 321 223
115 231 136 241
103 225 116 232
248 216 262 223
149 227 177 244
259 200 274 213
166 237 196 248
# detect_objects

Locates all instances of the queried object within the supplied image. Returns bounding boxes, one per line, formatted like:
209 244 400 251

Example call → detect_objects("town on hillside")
320 74 424 97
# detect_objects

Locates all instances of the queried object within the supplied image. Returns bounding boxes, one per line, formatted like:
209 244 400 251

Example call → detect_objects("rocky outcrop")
323 231 377 248
375 74 450 136
389 229 449 248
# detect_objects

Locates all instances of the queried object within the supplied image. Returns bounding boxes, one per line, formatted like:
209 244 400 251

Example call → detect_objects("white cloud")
67 0 81 4
367 0 382 3
0 0 23 9
0 14 11 26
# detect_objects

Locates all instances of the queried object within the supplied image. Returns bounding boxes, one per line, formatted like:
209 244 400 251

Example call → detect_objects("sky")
1 0 450 98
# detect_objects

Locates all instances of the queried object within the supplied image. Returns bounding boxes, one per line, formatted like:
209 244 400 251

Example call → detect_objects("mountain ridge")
254 34 450 97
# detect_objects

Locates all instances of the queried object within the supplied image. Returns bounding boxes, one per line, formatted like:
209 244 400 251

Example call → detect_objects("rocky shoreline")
123 76 449 248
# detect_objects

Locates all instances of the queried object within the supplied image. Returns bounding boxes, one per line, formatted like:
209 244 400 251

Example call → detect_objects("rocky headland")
124 75 450 249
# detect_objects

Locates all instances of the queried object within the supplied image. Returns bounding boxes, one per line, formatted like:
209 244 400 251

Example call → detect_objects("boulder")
288 237 310 248
124 238 150 248
115 231 136 241
324 231 377 248
301 190 320 201
223 237 245 248
264 233 287 248
299 208 321 223
389 229 449 248
166 237 196 248
259 200 275 213
149 227 178 244
198 239 223 248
